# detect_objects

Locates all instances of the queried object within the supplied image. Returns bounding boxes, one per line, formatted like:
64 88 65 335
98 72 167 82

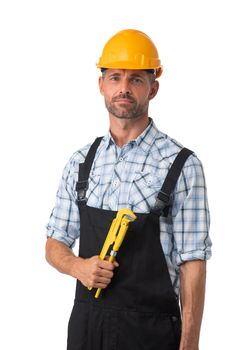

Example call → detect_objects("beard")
105 94 148 120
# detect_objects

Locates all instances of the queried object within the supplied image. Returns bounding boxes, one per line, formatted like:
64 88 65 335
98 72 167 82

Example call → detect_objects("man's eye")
109 76 120 81
131 78 143 84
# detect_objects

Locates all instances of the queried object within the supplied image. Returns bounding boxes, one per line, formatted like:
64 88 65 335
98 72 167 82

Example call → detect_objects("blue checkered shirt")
46 119 212 295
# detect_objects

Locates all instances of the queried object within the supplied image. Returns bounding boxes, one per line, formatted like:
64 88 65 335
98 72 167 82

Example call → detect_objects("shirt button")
119 157 123 162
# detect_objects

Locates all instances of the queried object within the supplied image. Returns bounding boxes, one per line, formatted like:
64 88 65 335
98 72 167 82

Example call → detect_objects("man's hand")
74 255 119 289
45 238 118 288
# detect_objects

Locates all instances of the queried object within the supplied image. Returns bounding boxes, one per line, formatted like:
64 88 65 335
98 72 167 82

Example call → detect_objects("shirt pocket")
128 171 162 213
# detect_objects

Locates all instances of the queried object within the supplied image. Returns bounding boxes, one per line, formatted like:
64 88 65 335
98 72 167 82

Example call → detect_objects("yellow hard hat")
97 29 163 78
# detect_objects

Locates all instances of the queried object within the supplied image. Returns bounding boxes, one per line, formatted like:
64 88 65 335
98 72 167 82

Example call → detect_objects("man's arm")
45 237 118 289
179 260 206 350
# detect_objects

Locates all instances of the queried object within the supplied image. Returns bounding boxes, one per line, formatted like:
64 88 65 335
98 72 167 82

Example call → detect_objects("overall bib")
67 138 193 350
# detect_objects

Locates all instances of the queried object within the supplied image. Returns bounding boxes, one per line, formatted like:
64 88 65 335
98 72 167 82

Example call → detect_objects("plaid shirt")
47 119 212 295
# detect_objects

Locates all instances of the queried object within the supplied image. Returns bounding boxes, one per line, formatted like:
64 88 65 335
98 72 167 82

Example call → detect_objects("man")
46 29 212 350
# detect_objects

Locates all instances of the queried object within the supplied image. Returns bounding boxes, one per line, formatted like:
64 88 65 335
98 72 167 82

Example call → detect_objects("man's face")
99 69 159 120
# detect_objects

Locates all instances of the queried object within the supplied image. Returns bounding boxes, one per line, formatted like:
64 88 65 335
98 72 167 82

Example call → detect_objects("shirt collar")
134 118 158 153
101 118 158 153
101 132 115 150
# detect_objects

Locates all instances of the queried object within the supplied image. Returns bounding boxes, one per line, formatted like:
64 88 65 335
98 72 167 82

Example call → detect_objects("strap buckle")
76 180 88 203
153 191 171 216
158 190 170 204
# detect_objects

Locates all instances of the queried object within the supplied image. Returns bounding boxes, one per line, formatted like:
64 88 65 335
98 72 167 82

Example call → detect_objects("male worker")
46 29 212 350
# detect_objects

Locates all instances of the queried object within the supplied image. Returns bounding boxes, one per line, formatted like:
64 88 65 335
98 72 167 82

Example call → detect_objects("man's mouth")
115 99 133 103
113 96 135 103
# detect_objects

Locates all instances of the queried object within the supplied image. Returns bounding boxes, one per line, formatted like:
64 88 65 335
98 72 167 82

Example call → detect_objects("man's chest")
86 148 169 212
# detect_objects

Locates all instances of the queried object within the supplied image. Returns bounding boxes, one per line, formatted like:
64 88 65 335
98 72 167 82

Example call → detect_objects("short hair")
101 68 156 80
101 68 155 74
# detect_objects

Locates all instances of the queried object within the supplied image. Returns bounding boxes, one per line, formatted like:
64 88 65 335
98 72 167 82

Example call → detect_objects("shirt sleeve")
171 153 212 266
46 153 82 248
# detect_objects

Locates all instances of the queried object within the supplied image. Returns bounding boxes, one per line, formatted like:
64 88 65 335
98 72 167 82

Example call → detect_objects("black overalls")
67 138 193 350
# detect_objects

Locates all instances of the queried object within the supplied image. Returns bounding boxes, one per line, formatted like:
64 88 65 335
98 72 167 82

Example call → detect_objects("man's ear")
149 80 159 100
99 76 104 96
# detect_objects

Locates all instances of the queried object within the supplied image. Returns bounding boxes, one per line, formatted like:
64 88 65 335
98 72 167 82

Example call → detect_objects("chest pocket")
128 171 163 213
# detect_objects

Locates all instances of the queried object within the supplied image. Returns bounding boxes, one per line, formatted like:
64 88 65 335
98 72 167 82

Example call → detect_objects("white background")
0 0 232 349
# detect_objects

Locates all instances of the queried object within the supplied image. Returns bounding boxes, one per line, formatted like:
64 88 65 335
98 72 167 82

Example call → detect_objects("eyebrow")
129 73 145 78
108 73 121 77
108 72 145 78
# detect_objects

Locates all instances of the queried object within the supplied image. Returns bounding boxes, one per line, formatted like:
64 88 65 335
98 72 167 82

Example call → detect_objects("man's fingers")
100 257 119 270
99 259 114 270
96 276 111 285
88 276 111 289
93 282 109 289
97 268 113 279
82 256 119 289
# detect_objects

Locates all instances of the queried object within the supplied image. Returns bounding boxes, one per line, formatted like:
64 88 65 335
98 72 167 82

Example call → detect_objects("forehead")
104 69 148 78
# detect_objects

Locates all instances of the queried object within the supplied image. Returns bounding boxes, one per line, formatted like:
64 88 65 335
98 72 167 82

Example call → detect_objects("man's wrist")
68 256 84 279
179 312 199 350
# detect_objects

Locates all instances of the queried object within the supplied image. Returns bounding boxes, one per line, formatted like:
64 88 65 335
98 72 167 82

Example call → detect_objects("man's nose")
119 79 131 94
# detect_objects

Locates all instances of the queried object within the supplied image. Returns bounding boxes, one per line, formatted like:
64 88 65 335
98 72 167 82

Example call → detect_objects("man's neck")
109 115 150 148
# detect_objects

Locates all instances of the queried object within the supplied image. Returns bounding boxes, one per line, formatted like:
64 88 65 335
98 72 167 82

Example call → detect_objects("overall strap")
76 137 103 204
153 147 193 215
